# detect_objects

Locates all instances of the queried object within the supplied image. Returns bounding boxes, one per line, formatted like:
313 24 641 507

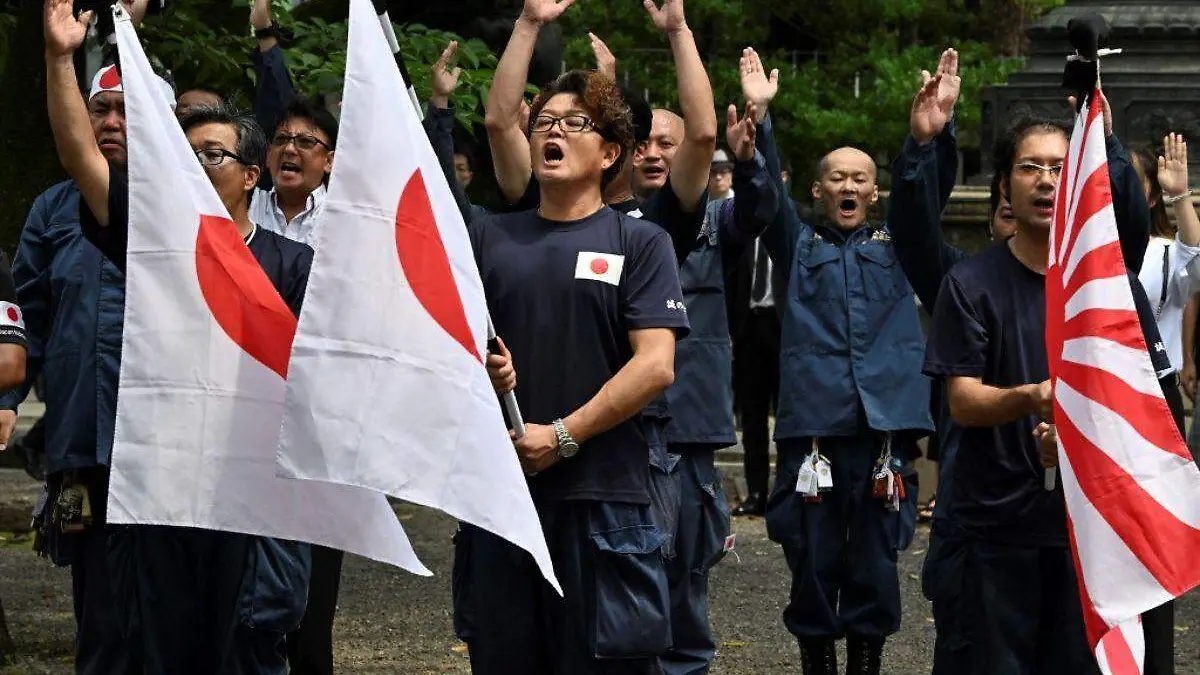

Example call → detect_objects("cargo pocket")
765 462 805 548
647 445 682 560
240 537 311 633
590 525 672 659
451 526 474 641
893 465 919 551
694 473 732 574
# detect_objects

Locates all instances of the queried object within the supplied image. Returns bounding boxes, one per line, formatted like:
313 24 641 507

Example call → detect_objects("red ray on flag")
195 214 298 378
1046 88 1200 675
394 169 479 361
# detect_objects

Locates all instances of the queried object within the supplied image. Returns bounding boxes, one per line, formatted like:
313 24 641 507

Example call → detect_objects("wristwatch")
552 419 579 459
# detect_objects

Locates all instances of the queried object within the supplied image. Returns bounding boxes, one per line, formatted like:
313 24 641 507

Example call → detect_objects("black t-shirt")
79 170 314 318
470 206 689 504
923 240 1065 546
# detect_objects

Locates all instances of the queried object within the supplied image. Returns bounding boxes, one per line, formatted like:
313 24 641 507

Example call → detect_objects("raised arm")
250 0 298 149
425 41 474 224
485 0 575 203
891 48 968 311
1157 133 1200 248
1097 91 1150 273
720 103 777 252
645 0 717 211
44 0 109 226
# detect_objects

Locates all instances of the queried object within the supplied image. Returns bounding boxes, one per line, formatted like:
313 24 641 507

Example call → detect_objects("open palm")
911 49 960 143
44 0 90 58
1158 133 1190 198
521 0 575 24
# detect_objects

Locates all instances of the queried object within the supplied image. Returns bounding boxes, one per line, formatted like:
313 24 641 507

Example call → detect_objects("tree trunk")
993 0 1028 58
0 0 64 252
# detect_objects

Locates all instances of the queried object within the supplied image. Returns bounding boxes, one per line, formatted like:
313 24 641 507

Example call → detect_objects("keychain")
796 440 831 502
872 434 905 511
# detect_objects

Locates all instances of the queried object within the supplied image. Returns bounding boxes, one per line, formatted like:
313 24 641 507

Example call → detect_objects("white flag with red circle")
275 0 558 592
109 9 426 573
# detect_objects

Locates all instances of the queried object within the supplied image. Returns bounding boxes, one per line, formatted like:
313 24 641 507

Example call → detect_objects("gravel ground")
1 469 1198 674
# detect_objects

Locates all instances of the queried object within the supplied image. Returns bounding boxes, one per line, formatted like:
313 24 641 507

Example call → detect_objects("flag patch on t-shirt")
575 252 624 286
0 302 25 329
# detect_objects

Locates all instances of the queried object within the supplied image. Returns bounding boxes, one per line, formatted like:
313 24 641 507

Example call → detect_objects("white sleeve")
1172 235 1200 298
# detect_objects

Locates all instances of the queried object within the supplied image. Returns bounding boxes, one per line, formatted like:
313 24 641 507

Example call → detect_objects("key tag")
873 434 895 500
815 453 833 491
796 454 818 496
888 475 902 512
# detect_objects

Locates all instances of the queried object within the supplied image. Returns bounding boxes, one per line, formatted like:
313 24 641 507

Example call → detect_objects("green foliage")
139 0 496 131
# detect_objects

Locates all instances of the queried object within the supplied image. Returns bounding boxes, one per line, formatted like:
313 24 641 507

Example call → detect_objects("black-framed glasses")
530 114 598 135
1014 162 1063 179
271 133 331 151
195 148 249 168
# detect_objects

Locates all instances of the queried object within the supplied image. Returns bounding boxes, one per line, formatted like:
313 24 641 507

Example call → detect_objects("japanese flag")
110 8 425 573
276 0 558 592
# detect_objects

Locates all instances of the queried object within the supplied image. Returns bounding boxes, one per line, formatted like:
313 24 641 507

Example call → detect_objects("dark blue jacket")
0 182 124 474
665 148 778 448
756 115 933 439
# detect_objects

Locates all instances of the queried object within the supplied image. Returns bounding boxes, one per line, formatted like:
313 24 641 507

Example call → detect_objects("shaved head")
633 109 686 195
818 147 876 181
812 146 879 230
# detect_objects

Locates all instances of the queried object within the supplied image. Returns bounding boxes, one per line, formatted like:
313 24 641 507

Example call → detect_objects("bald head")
633 109 685 196
818 147 876 181
812 146 879 230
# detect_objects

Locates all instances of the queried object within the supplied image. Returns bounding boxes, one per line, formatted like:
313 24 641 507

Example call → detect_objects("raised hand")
643 0 688 35
520 0 576 25
589 32 616 80
430 40 462 109
910 48 960 145
1158 133 1190 199
250 0 272 30
44 0 91 58
740 47 778 123
726 102 758 162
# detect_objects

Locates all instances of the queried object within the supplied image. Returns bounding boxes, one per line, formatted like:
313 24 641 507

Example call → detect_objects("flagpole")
369 0 424 120
486 317 527 439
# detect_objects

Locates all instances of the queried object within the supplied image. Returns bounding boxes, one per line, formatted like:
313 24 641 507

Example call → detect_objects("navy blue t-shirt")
923 240 1065 546
470 206 690 504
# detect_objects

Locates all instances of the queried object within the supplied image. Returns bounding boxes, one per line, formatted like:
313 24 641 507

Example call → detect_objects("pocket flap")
591 524 669 556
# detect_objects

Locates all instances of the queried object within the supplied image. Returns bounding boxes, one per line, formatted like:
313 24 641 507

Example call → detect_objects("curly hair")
530 70 635 189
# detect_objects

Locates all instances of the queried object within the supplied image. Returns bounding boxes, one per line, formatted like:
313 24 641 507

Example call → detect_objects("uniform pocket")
240 537 311 633
694 473 732 574
590 525 672 659
647 444 682 560
765 464 805 548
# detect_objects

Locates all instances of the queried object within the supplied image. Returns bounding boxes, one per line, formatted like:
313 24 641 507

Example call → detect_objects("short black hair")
276 96 339 149
531 70 635 189
179 103 267 184
618 83 653 144
178 87 225 104
992 111 1072 179
453 144 474 170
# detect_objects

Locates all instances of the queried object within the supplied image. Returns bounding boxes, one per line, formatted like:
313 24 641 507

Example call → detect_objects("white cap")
89 63 177 110
711 149 734 168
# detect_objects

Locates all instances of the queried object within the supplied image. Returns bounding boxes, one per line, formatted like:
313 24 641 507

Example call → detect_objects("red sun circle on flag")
5 307 19 323
590 258 609 275
99 66 121 90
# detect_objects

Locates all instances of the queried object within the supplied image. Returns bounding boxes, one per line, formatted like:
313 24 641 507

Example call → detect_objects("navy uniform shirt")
470 206 689 504
923 241 1065 546
755 114 933 439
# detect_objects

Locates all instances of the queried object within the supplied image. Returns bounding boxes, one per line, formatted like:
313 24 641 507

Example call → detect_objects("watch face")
559 442 579 458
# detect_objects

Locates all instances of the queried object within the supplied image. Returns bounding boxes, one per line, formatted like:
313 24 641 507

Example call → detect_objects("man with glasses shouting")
250 98 338 247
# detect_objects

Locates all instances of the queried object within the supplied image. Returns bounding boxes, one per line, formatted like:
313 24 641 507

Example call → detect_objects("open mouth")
542 143 565 165
1033 196 1055 214
641 165 665 180
838 197 858 217
279 161 302 177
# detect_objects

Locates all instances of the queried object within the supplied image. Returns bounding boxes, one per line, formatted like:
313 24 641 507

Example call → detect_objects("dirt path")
0 471 1197 674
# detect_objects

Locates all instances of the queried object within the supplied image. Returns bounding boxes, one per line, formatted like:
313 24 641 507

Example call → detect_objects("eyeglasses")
1014 162 1063 179
195 148 248 168
530 114 599 135
271 133 330 151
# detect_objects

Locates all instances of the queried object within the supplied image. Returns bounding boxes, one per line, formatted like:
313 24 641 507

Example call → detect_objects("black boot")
731 492 766 516
799 639 837 675
846 635 884 675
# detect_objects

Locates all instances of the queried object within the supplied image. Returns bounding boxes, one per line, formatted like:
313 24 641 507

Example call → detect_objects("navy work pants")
658 447 731 675
765 434 914 641
452 499 671 675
